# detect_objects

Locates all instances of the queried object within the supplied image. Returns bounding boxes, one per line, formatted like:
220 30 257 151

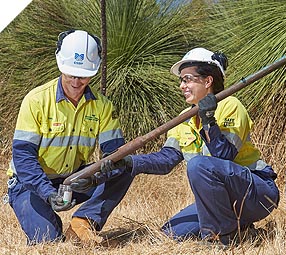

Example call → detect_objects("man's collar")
56 76 97 103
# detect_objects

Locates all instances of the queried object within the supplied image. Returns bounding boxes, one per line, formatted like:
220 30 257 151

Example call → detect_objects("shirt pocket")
81 120 100 138
40 117 66 135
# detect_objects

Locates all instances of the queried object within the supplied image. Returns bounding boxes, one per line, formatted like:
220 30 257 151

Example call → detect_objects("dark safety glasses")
63 74 90 81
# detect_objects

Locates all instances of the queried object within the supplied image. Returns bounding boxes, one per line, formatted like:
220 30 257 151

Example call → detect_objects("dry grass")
0 119 285 254
0 161 285 254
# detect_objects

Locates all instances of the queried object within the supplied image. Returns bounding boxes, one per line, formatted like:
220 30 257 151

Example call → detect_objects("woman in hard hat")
74 47 279 245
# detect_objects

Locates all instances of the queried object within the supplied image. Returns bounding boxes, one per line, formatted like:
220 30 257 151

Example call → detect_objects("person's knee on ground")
161 204 200 241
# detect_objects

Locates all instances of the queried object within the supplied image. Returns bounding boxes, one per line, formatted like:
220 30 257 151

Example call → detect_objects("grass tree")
0 0 73 151
203 0 286 117
203 0 286 186
0 0 208 151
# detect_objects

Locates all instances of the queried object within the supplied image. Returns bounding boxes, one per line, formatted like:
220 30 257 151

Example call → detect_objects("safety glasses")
63 74 90 81
179 74 202 84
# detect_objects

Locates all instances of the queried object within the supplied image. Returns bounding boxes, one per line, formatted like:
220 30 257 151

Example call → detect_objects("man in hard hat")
6 29 132 245
72 47 279 246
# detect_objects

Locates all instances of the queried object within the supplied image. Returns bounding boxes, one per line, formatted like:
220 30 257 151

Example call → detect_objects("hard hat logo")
74 53 85 66
75 53 85 62
56 30 102 77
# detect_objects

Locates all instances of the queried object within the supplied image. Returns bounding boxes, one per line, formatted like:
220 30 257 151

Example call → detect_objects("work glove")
100 156 133 174
48 192 76 212
198 93 217 127
70 175 97 193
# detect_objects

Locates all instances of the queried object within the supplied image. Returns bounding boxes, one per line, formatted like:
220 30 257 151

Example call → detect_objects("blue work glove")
198 93 217 126
100 156 133 174
70 175 97 193
48 192 76 212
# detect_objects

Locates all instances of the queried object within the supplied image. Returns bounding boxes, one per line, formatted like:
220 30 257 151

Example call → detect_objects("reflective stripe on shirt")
165 96 264 169
7 77 124 178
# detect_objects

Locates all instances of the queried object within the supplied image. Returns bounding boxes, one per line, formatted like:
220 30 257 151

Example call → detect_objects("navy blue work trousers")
8 171 133 244
162 155 279 240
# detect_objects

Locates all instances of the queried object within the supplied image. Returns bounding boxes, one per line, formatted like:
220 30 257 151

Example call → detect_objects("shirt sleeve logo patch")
223 118 235 127
53 122 62 126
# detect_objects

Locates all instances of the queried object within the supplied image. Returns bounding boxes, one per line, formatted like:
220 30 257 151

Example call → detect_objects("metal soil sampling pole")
63 56 286 185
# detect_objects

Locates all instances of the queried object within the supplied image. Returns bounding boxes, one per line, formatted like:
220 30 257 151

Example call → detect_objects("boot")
65 217 119 247
65 217 103 246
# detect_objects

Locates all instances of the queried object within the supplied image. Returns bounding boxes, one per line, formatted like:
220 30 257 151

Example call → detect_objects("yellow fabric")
166 96 261 167
7 78 123 177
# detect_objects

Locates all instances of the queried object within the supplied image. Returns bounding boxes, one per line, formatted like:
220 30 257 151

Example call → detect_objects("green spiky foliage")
0 0 71 150
203 0 286 118
0 0 209 152
202 0 286 184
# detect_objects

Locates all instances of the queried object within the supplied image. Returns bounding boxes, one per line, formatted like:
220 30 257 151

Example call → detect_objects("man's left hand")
48 192 76 212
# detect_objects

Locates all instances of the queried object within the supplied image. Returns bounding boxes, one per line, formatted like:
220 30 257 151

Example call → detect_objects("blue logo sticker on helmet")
74 53 84 61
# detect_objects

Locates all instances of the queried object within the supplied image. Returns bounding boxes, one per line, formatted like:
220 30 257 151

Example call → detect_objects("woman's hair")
178 52 227 94
196 63 225 94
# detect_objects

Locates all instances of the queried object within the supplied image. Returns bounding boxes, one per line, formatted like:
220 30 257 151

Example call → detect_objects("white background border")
0 0 33 33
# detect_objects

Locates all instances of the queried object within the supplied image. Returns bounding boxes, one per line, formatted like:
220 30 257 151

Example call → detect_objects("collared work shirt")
131 96 267 175
8 77 124 200
165 96 262 168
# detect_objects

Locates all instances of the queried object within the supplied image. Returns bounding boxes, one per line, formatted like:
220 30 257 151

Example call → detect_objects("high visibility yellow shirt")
164 96 266 170
7 77 124 200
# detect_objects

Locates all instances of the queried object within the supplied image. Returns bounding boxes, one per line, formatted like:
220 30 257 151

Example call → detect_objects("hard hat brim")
58 63 99 78
170 59 225 77
170 47 225 77
170 59 196 77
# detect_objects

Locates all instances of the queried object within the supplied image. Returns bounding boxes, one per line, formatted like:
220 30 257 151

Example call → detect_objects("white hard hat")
55 30 102 77
170 47 226 77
